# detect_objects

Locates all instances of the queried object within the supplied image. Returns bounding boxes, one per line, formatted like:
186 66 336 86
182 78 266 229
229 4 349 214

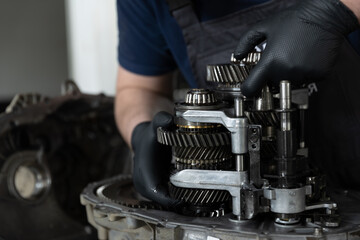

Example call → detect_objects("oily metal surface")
82 175 360 239
95 176 229 217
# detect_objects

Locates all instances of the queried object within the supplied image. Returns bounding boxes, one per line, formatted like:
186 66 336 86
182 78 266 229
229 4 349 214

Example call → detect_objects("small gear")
241 52 262 65
185 89 217 106
157 127 231 147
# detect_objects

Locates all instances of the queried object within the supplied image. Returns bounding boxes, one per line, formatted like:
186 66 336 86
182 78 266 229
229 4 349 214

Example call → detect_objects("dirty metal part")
7 151 51 201
5 93 49 113
0 81 131 240
81 175 360 240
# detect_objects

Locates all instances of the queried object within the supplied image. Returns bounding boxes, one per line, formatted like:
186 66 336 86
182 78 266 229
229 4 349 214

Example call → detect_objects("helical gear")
207 52 262 85
169 184 231 206
241 52 261 65
157 127 231 147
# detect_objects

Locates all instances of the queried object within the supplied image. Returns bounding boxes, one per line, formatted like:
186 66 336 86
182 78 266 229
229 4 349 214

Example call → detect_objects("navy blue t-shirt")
117 0 360 88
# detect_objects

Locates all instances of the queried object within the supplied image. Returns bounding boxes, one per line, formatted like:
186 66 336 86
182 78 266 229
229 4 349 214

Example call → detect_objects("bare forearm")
341 0 360 21
115 66 173 147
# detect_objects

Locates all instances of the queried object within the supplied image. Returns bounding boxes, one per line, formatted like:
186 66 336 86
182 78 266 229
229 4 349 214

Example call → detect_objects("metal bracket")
263 186 312 214
170 169 248 217
248 125 262 187
178 110 248 154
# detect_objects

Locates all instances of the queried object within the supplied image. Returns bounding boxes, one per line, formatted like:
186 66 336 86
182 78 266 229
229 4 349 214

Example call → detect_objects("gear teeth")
207 52 261 85
242 52 261 64
185 89 216 105
157 128 231 147
245 110 278 159
245 111 279 127
96 179 164 211
174 146 232 160
207 64 251 84
169 184 231 206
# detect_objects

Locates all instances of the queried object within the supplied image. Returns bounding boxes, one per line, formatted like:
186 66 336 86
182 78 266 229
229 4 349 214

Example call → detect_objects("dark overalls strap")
165 0 191 12
165 0 200 33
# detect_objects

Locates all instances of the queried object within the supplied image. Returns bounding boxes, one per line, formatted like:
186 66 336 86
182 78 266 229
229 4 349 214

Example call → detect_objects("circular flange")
5 151 51 202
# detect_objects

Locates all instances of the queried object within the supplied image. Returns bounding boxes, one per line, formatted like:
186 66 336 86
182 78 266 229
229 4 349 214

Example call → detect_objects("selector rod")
234 97 245 172
280 81 292 131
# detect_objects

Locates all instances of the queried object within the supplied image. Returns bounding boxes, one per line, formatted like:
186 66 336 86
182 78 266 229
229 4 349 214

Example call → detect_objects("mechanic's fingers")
152 111 174 131
233 30 266 60
241 58 271 97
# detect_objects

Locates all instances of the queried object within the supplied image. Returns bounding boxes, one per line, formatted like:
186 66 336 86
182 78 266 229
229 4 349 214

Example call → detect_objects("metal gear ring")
157 127 231 147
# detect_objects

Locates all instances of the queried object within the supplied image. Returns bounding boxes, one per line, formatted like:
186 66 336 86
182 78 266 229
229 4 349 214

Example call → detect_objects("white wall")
0 0 68 100
65 0 118 96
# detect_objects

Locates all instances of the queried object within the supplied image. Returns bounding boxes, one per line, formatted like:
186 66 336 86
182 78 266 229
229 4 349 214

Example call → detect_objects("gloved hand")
234 0 360 97
131 111 179 208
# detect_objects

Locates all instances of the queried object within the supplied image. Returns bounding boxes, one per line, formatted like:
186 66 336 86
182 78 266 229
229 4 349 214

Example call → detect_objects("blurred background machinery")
0 81 131 240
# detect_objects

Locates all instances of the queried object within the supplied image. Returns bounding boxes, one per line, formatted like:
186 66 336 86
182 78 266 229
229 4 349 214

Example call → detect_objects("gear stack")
157 89 232 216
207 52 278 163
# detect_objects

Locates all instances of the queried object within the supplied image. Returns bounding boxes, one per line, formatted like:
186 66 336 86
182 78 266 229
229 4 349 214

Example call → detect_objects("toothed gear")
245 111 279 127
207 64 252 84
94 176 228 217
173 146 231 160
241 52 262 65
185 89 216 106
169 184 231 206
175 160 233 170
245 110 279 158
207 52 262 84
157 127 231 147
96 178 163 210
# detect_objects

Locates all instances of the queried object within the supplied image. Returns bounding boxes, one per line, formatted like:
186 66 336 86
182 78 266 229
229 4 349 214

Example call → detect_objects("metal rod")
280 81 291 109
280 81 291 131
234 97 245 171
236 155 244 172
234 97 244 117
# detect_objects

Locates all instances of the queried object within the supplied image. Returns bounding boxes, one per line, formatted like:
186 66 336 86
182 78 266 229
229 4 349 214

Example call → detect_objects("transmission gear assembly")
81 53 360 240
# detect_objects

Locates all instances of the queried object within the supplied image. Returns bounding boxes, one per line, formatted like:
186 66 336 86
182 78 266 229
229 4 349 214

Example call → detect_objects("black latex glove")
131 111 179 208
234 0 360 97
